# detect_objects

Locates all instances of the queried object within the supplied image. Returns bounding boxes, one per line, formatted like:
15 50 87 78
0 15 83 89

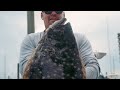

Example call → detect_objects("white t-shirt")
19 32 100 79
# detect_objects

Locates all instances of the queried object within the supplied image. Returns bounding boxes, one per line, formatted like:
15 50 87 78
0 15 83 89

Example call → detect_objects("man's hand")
23 49 36 79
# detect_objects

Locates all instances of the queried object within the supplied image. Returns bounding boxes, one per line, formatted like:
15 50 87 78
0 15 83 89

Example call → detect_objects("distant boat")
94 52 107 59
106 74 120 79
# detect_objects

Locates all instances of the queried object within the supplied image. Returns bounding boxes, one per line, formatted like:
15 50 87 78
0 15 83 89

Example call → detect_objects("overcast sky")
0 11 120 79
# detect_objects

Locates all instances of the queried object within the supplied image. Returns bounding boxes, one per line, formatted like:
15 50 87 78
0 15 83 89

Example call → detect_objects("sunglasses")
43 11 63 14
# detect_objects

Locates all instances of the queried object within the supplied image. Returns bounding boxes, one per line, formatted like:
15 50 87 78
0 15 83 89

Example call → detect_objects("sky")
0 11 120 79
0 11 27 79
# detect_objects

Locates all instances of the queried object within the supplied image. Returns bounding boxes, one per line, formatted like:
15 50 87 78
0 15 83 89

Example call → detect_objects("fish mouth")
49 19 59 25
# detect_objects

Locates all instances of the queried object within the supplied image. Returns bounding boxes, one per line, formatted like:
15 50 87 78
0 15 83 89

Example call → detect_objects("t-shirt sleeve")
19 34 36 76
76 33 100 79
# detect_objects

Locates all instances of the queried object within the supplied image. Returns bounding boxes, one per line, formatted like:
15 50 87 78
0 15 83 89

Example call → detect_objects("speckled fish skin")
28 18 86 79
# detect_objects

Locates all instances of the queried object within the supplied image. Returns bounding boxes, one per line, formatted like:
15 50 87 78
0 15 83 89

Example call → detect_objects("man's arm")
19 34 36 77
75 33 100 79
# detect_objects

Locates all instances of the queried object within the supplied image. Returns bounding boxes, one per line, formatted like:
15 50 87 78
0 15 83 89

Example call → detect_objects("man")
19 11 100 79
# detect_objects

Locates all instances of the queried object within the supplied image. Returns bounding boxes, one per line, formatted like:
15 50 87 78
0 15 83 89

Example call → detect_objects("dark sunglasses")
43 11 63 14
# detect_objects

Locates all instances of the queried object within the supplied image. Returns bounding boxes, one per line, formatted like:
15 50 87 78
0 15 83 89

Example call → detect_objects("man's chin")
49 21 56 26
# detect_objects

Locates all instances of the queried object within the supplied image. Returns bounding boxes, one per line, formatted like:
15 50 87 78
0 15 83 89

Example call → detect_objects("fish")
23 18 86 79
